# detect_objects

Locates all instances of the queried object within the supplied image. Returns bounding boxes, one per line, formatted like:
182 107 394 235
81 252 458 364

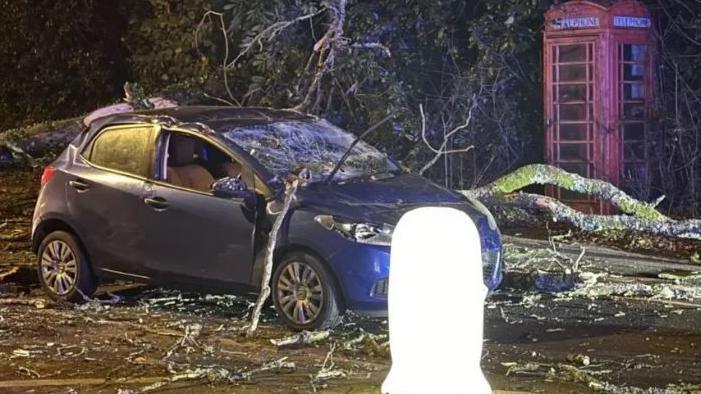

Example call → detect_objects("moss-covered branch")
468 164 667 222
493 192 701 240
461 164 701 240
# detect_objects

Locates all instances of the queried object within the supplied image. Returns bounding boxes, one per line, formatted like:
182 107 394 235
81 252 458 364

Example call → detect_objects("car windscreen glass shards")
221 120 397 182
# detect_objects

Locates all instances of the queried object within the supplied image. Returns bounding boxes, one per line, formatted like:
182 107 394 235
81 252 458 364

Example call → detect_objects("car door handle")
68 179 90 192
144 197 169 210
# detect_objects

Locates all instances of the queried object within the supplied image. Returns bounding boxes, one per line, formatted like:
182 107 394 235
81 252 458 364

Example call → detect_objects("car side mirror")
212 176 251 199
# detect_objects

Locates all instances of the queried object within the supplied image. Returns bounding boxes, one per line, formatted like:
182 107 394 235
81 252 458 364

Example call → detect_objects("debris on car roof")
83 97 178 126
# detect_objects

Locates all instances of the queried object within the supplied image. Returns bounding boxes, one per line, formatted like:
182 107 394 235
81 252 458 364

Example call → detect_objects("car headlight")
481 248 502 289
314 215 394 246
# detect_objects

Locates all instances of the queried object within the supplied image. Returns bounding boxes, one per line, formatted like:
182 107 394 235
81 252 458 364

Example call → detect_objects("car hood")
295 174 482 225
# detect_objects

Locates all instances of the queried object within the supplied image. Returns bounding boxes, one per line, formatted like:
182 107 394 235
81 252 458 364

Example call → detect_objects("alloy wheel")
276 261 324 325
40 240 78 296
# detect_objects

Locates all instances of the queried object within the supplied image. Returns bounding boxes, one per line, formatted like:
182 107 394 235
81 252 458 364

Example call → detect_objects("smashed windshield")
220 120 397 182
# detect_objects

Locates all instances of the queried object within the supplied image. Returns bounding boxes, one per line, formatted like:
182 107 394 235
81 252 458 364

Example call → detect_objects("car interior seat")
166 134 215 192
221 161 242 179
222 159 258 191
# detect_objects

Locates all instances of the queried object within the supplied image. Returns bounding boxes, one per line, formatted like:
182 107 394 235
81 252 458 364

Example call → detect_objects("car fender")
248 208 350 289
31 212 91 258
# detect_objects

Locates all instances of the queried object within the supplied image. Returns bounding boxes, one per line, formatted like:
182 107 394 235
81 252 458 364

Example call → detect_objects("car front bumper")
330 244 504 316
328 243 390 314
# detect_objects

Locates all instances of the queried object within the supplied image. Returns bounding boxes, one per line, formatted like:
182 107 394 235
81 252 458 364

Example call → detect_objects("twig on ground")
140 357 295 392
270 330 330 348
310 343 345 392
163 323 203 360
0 267 19 282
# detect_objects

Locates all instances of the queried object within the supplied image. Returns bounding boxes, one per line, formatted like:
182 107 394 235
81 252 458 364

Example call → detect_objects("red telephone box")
544 0 654 213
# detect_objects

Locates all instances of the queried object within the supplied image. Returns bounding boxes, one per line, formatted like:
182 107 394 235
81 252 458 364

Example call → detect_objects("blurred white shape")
382 207 491 394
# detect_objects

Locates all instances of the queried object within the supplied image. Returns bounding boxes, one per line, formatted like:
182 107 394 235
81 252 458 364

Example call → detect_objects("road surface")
2 168 701 393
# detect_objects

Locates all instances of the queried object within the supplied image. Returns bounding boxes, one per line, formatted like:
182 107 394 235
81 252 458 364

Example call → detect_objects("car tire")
272 252 344 330
37 231 96 302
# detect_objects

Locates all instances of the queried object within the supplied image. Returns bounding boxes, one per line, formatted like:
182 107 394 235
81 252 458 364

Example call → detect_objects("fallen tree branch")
0 298 50 308
163 323 203 360
140 357 296 392
467 191 701 241
310 343 345 392
270 330 330 348
458 163 701 240
248 177 299 336
467 164 667 221
195 11 241 106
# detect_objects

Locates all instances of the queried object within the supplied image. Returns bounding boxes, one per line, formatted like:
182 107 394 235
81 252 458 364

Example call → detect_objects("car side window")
162 131 256 194
87 126 155 178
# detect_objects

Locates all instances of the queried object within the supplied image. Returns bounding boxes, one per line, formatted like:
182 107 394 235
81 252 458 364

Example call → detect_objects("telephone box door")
546 40 602 213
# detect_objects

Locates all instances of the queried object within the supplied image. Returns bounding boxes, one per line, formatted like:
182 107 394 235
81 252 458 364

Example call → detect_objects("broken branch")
270 330 330 348
418 98 476 176
247 177 300 335
467 164 667 221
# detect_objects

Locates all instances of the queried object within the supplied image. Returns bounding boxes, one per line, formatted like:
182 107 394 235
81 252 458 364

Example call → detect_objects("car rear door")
66 124 158 279
138 130 257 287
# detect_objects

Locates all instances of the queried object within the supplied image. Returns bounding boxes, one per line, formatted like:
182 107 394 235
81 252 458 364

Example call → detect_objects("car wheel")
37 231 96 302
272 252 343 330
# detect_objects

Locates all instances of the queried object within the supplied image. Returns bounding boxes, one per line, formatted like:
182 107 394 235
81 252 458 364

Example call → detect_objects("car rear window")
87 126 155 178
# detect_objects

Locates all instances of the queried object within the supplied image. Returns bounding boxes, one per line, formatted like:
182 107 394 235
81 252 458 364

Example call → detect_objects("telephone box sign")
613 16 651 28
552 16 600 29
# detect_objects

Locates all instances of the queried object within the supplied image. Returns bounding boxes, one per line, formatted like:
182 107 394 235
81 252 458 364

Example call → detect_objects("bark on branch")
247 178 299 336
468 164 667 221
461 164 701 241
294 0 348 113
498 192 701 240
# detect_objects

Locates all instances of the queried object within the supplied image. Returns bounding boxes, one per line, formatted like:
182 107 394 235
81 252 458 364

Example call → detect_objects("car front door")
67 124 158 279
139 130 257 287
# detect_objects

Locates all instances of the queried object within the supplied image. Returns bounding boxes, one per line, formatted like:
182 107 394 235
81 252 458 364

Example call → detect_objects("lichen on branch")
496 192 701 241
468 164 667 222
460 164 701 241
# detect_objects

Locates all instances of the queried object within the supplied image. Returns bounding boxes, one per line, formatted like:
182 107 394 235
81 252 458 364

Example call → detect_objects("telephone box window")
623 84 645 100
548 41 595 205
619 42 649 191
623 44 646 61
558 44 587 62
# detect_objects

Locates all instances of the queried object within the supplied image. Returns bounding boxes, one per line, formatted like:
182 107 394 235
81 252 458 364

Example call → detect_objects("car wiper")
324 113 395 184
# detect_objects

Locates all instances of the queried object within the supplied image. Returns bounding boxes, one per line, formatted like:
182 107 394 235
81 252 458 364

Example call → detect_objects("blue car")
32 106 502 330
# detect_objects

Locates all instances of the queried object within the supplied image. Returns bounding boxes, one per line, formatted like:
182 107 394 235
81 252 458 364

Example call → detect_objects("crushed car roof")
97 106 317 132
